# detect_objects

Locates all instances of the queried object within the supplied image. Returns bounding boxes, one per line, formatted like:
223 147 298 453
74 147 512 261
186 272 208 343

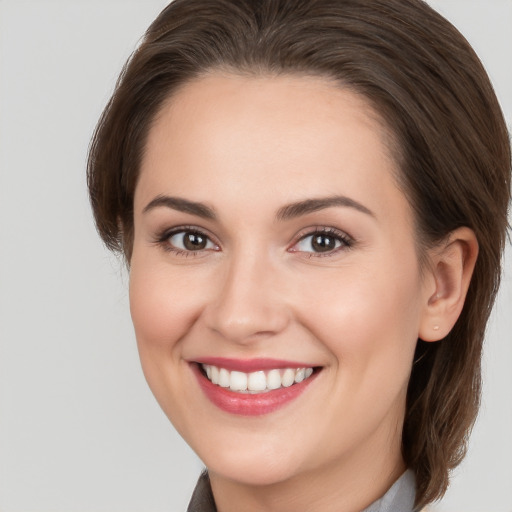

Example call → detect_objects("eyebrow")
143 195 216 219
143 194 374 221
276 196 375 220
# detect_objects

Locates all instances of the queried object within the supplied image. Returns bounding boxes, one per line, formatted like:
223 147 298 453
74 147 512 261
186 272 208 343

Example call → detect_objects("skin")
129 73 478 512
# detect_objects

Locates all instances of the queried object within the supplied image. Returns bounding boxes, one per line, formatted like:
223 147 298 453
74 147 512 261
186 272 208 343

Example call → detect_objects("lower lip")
192 364 318 416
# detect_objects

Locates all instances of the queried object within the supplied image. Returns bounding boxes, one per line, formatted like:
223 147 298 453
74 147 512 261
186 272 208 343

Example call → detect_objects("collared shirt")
187 469 417 512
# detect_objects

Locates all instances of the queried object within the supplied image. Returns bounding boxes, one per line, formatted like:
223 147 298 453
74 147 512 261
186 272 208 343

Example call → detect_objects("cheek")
129 259 202 350
308 266 423 441
128 257 206 429
298 257 423 377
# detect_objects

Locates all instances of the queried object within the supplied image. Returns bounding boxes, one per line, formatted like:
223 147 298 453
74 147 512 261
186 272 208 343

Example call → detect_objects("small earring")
433 325 440 331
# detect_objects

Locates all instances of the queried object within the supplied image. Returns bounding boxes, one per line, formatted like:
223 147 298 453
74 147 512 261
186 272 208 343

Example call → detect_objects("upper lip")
192 357 319 372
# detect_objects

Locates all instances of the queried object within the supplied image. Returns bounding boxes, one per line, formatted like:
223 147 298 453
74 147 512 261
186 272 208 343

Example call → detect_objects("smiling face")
129 73 434 505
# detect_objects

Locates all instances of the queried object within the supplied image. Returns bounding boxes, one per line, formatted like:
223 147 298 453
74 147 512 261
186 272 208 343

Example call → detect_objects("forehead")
145 72 394 162
137 72 407 223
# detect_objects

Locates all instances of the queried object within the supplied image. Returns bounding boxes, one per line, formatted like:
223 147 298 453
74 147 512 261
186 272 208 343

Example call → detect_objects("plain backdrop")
0 1 510 511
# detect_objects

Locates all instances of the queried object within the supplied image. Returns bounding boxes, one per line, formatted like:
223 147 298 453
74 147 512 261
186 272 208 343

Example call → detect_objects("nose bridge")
205 245 288 343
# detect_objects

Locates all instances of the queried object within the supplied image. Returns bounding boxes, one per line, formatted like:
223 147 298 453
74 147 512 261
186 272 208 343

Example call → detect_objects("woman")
87 0 511 510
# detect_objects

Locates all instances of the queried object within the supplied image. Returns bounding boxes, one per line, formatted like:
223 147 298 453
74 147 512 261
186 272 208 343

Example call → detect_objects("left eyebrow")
276 195 375 221
142 195 216 219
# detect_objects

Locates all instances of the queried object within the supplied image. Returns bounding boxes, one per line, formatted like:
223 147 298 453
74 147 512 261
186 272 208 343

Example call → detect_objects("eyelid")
152 224 353 258
154 225 221 255
288 226 354 256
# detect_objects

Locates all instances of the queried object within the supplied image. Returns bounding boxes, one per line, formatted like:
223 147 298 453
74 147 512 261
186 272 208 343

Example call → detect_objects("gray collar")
362 470 416 512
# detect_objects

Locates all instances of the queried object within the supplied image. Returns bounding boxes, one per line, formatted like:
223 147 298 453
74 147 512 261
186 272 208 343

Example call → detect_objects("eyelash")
290 226 354 258
155 225 219 257
154 226 353 258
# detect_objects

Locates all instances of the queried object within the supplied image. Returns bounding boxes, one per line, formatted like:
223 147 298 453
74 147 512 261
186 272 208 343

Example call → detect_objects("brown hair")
87 0 511 507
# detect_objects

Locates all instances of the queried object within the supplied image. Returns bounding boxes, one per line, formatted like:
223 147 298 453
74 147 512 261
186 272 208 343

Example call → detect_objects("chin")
190 434 308 486
205 451 303 486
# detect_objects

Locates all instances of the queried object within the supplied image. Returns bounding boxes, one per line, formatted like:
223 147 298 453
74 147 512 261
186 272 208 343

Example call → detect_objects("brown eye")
168 230 216 252
292 229 352 255
311 234 338 252
183 232 207 250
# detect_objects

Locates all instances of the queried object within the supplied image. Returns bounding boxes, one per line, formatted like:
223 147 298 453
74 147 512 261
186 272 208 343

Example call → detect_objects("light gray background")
0 1 510 511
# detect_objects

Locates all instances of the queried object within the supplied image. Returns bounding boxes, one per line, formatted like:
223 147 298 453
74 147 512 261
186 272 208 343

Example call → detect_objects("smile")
192 359 320 416
201 364 314 393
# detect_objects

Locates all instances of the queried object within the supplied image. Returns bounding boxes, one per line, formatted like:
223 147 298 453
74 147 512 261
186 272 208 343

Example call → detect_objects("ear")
419 227 479 342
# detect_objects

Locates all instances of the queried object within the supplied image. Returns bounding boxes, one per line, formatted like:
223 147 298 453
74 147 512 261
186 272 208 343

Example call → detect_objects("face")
130 73 432 488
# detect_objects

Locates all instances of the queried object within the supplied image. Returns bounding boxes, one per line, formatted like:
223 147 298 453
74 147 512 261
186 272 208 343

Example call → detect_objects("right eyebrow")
142 195 216 219
276 195 375 221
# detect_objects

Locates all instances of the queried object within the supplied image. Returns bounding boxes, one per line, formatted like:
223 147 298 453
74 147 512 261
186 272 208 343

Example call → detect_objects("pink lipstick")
191 358 319 416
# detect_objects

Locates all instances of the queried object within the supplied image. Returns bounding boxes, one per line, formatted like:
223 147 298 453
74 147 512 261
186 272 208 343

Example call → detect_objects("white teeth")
218 368 230 388
248 371 267 391
211 366 219 385
230 371 248 391
282 368 295 387
201 364 316 393
267 369 282 390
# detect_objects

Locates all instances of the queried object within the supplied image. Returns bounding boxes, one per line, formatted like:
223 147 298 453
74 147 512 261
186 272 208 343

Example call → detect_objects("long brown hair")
87 0 511 507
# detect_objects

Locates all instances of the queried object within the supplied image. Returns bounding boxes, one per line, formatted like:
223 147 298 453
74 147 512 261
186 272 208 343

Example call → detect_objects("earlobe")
419 227 479 342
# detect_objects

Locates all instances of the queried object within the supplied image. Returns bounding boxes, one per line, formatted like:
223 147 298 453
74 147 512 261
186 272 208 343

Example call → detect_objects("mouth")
191 358 321 416
200 364 314 393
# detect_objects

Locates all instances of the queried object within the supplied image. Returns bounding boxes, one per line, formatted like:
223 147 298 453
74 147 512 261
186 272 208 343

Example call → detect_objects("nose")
203 251 290 344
